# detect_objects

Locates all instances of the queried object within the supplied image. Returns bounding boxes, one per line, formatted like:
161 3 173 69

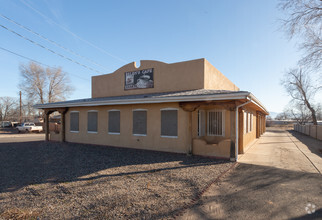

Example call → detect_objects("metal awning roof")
34 89 269 114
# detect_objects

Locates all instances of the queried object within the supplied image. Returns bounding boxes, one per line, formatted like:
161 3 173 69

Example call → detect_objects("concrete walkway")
239 127 322 174
179 127 322 219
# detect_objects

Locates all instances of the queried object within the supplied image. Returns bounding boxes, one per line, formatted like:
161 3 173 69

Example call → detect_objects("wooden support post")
230 108 236 158
45 111 49 141
61 112 66 142
58 108 68 142
238 110 244 154
256 113 259 138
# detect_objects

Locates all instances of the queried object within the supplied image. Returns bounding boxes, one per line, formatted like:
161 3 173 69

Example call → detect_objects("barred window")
70 111 79 132
108 110 120 134
207 110 225 136
161 109 178 137
133 110 147 136
87 111 98 133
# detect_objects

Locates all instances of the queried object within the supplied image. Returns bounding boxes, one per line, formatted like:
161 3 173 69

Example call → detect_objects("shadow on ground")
179 163 322 219
288 130 322 158
0 141 228 193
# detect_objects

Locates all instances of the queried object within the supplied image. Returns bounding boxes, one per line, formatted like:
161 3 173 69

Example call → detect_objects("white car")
17 122 43 133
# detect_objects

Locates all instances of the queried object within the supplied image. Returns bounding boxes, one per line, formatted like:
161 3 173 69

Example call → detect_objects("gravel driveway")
0 140 234 219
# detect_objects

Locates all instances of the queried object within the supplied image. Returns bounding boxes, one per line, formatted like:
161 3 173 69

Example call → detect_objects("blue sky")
0 0 311 113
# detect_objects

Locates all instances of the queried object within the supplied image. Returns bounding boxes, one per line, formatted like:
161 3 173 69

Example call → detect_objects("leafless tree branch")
19 62 73 105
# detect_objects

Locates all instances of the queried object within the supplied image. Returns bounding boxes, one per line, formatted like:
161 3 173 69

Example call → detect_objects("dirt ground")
0 139 233 219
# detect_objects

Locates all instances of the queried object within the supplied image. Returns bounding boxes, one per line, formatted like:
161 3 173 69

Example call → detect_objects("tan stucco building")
36 58 268 161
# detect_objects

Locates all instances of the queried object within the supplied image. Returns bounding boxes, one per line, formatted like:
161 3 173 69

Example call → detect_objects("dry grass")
0 208 40 220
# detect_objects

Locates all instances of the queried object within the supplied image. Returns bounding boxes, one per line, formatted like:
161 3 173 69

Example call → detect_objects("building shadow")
163 163 322 219
288 130 322 158
0 141 229 193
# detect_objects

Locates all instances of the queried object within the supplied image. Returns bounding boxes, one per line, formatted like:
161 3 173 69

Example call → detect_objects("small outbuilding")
35 58 268 161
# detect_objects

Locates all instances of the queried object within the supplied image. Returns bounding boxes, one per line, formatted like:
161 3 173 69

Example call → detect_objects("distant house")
35 58 268 161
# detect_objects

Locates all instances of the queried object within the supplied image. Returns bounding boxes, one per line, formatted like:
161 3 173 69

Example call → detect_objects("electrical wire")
0 13 111 71
0 23 105 74
0 46 88 81
20 0 128 64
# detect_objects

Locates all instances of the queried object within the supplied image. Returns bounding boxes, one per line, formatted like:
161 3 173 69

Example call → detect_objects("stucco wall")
65 103 190 153
91 58 239 98
50 131 61 141
190 106 234 159
204 59 239 91
192 139 231 158
92 59 205 98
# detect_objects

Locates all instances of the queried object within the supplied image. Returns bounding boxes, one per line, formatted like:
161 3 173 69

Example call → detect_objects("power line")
0 13 111 72
0 46 88 81
20 0 128 64
0 23 105 74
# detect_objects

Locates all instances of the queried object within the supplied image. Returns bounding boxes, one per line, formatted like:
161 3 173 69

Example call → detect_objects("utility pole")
19 91 22 123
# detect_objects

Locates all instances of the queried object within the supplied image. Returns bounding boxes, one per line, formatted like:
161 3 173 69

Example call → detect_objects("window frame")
108 109 120 135
87 110 98 134
132 109 147 136
243 111 247 134
198 110 206 137
207 110 225 137
70 111 80 133
160 108 178 138
250 113 253 132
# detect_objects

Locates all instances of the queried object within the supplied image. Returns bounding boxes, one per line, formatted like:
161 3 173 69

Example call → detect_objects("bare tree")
19 62 73 105
281 68 319 124
0 97 18 121
279 0 322 70
275 111 291 120
21 99 37 122
47 67 73 103
285 103 312 124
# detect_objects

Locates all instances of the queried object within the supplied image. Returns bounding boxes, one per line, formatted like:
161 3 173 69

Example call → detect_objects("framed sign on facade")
124 68 154 90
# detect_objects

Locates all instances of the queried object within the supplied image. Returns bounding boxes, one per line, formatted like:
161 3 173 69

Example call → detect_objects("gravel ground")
0 141 234 219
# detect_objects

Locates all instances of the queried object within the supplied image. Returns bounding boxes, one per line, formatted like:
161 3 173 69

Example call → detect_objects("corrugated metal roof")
33 89 272 114
45 89 246 103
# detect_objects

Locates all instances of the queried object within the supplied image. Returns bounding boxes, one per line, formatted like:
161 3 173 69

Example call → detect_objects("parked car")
16 122 43 133
0 121 12 128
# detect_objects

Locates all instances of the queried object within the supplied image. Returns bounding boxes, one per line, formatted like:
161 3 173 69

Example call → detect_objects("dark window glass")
133 110 147 135
161 110 178 137
70 112 79 132
109 111 120 133
88 111 98 132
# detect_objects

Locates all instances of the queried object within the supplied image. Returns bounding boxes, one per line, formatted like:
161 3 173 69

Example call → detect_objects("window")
87 111 98 133
161 109 178 137
198 110 206 136
108 110 120 134
207 110 225 136
243 111 247 134
70 111 79 132
250 113 253 132
133 110 147 136
243 111 253 134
